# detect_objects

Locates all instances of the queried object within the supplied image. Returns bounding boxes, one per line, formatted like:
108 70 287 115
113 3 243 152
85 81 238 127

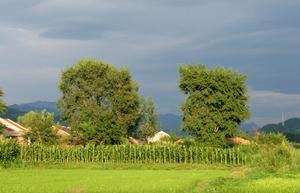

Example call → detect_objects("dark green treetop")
0 87 5 115
179 64 250 144
57 59 140 145
139 96 159 141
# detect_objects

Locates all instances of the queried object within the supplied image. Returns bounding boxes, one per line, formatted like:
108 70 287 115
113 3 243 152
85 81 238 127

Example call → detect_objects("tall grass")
0 138 20 165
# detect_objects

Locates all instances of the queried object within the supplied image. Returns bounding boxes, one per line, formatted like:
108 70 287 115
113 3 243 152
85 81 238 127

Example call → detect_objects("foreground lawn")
0 169 229 193
203 168 300 193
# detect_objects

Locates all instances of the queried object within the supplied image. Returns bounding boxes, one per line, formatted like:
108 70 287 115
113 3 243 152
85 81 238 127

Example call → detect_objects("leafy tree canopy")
18 111 58 145
139 97 159 141
57 59 140 145
179 64 250 144
0 87 6 115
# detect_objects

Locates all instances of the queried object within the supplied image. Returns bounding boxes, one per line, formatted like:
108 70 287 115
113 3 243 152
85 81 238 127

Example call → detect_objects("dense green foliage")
58 59 140 145
18 111 58 145
0 169 229 193
179 65 250 144
0 87 5 114
0 123 4 134
244 133 296 168
139 97 160 140
253 132 288 145
0 138 20 165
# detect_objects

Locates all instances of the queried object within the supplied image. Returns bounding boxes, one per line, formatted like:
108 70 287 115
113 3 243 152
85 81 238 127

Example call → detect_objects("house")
0 117 70 144
226 137 250 145
53 125 71 137
0 118 28 144
129 137 141 145
57 128 70 137
147 131 170 143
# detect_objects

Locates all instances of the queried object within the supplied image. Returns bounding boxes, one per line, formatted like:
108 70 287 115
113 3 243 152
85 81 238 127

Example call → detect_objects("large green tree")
18 111 58 145
179 64 250 144
139 97 159 141
0 87 6 115
57 59 140 145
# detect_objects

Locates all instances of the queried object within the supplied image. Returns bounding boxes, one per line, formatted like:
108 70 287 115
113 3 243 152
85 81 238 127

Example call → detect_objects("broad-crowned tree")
179 64 250 144
18 111 58 145
57 59 140 145
139 97 159 141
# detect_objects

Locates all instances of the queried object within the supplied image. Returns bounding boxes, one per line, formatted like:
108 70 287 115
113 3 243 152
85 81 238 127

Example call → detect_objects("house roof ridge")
4 119 28 131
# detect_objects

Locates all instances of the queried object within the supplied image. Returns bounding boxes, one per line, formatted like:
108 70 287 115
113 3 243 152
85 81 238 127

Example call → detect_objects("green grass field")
203 168 300 193
1 168 300 193
0 169 230 193
205 177 300 193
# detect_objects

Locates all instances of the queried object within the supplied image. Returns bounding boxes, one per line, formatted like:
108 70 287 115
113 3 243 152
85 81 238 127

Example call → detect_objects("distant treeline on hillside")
2 101 300 142
0 101 186 135
260 118 300 142
0 101 60 122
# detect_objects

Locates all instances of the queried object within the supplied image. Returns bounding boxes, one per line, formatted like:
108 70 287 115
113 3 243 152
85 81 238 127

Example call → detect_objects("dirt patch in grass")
230 167 251 178
193 180 210 193
68 188 86 193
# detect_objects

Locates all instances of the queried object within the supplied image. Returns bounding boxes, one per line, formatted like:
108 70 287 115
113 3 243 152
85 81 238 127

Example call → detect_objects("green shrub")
182 137 197 147
253 132 288 145
253 142 294 168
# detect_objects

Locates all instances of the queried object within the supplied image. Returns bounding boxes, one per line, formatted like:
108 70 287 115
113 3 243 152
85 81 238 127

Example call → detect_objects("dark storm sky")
1 0 300 125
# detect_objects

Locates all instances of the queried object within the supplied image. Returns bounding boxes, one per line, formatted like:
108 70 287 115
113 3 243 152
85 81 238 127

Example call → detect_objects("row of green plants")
2 133 297 168
0 139 246 166
20 144 246 165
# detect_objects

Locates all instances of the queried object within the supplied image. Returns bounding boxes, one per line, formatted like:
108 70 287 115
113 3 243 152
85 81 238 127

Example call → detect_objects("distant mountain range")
1 106 26 121
0 101 186 134
9 101 60 115
239 122 260 133
1 101 59 122
158 113 186 136
260 118 300 142
2 101 300 141
260 118 300 133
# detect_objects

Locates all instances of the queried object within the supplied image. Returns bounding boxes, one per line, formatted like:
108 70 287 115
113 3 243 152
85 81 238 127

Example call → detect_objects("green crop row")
19 144 246 165
0 138 247 166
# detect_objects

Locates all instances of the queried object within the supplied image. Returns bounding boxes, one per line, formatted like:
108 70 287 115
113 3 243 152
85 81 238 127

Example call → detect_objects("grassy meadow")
203 167 300 193
1 135 300 193
0 169 230 193
1 167 300 193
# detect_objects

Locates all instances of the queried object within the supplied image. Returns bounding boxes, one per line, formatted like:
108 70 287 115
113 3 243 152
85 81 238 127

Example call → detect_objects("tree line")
0 59 250 145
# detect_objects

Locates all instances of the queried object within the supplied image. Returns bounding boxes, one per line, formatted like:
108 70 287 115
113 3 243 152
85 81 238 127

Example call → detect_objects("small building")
53 125 71 137
147 131 170 143
0 118 28 144
226 137 250 145
0 118 70 144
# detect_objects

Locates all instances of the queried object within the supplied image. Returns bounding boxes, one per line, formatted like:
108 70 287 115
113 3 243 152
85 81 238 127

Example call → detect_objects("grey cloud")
1 0 300 126
249 90 300 126
41 22 117 40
